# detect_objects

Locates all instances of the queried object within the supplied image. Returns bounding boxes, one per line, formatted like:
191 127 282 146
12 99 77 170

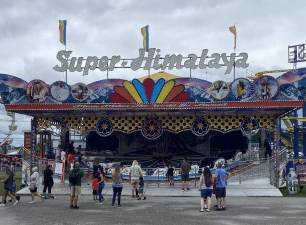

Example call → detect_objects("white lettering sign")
53 48 249 75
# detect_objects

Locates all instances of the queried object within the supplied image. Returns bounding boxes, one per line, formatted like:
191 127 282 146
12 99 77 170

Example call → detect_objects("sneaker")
118 205 122 208
204 205 208 209
73 206 79 209
143 197 146 200
206 209 210 212
216 208 222 211
13 200 19 206
70 205 74 209
221 207 226 211
187 188 190 191
0 203 5 207
137 197 141 200
28 201 35 204
200 209 204 212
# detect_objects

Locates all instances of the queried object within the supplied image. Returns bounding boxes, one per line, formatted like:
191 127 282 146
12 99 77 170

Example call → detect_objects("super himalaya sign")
53 48 249 76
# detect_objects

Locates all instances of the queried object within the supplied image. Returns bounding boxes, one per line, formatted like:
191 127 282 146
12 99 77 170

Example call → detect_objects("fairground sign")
53 48 249 75
288 44 306 63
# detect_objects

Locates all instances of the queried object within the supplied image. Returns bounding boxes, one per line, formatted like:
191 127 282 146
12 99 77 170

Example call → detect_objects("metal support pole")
233 52 236 81
273 117 281 187
303 92 306 156
157 168 160 188
65 45 68 83
293 110 299 158
30 117 37 174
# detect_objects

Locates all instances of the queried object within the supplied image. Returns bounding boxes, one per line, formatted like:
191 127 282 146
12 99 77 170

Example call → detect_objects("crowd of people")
0 152 229 213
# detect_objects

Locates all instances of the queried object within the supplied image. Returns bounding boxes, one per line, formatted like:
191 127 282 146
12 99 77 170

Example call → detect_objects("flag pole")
233 48 236 81
65 44 68 83
65 21 68 84
229 24 237 81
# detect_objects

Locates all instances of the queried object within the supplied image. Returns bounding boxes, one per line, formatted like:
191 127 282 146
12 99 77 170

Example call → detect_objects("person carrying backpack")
69 161 84 209
198 167 213 212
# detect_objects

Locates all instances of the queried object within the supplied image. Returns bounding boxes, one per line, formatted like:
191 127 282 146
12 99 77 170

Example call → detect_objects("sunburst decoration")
191 117 209 136
110 78 190 103
240 117 259 136
96 118 113 137
141 117 163 140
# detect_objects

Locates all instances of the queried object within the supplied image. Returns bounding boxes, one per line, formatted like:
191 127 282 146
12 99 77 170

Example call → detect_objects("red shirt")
92 178 99 190
67 154 75 162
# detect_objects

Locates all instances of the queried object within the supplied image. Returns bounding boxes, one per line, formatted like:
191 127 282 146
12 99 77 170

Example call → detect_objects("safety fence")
19 146 289 188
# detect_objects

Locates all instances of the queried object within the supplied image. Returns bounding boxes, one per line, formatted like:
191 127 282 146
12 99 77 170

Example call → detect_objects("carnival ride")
0 111 17 147
248 69 293 80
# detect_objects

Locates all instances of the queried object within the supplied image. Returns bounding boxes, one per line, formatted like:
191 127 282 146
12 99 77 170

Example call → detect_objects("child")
138 176 146 200
91 173 98 201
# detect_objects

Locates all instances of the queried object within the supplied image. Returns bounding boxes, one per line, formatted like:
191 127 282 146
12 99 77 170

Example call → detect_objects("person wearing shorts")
215 162 229 211
180 158 191 191
199 167 213 212
129 160 142 198
0 167 19 206
167 165 175 187
69 162 84 209
29 167 41 204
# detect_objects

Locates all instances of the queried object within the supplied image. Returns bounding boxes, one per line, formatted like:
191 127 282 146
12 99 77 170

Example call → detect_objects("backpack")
69 169 79 185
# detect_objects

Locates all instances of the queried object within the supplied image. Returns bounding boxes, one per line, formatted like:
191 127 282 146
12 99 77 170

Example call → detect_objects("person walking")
29 167 41 204
129 160 143 198
91 173 99 201
42 165 54 199
69 161 84 209
215 162 229 211
199 167 213 212
138 176 146 200
166 165 175 187
0 167 19 206
97 168 105 204
112 165 123 207
180 158 191 191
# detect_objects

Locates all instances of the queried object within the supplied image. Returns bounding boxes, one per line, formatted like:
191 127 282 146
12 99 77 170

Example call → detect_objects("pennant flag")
59 20 67 46
229 25 237 49
141 25 149 51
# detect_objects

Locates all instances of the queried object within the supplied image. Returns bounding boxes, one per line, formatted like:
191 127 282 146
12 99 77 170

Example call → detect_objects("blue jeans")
112 187 123 206
98 182 105 202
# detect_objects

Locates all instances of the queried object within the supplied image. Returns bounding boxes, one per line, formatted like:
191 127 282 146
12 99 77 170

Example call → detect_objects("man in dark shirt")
180 158 191 191
167 165 175 187
69 162 84 209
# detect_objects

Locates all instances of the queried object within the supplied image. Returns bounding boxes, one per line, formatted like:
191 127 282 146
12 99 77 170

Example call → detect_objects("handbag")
29 183 36 191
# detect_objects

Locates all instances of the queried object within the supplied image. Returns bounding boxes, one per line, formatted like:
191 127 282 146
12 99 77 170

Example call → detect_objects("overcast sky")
0 0 306 146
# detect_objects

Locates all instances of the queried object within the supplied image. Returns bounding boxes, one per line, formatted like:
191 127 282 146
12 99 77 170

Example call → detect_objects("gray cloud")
0 0 306 145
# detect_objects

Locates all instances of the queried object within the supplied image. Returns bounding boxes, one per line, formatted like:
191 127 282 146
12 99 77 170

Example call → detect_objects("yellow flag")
229 25 237 49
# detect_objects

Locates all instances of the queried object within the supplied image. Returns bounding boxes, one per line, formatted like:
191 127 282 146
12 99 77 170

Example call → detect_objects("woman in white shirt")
129 160 143 198
29 167 41 203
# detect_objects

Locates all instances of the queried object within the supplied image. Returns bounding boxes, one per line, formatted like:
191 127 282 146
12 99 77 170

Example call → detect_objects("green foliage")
0 171 22 195
279 186 306 197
